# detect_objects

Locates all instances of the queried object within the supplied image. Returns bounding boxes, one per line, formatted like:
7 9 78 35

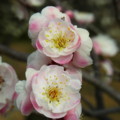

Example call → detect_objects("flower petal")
15 81 33 115
64 103 82 120
52 54 73 64
0 103 9 114
72 28 93 68
27 50 52 70
28 13 48 46
41 6 70 22
20 94 33 115
25 68 38 90
77 28 92 53
72 50 92 68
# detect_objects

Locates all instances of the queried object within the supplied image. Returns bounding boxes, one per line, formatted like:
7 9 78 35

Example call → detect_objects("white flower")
28 6 93 68
93 34 119 57
36 19 92 67
26 65 82 119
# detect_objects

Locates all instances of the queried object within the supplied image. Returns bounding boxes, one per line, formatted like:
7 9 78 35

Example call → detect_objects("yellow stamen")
46 86 62 102
51 32 71 51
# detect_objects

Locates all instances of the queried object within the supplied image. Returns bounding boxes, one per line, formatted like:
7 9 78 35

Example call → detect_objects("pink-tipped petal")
28 13 48 46
73 51 92 68
15 81 34 115
65 10 74 19
30 92 42 111
36 40 43 50
52 54 73 64
21 95 34 115
12 92 18 101
0 104 9 114
72 28 93 68
64 103 82 120
64 114 78 120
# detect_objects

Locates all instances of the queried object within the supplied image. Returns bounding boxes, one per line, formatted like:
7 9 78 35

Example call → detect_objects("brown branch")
83 107 120 117
0 44 28 62
83 72 120 104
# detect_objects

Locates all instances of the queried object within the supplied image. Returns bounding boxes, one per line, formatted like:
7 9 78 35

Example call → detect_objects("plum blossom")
28 6 93 67
93 34 119 57
28 6 70 46
36 19 92 67
37 19 79 64
73 11 95 24
0 57 18 114
25 65 82 119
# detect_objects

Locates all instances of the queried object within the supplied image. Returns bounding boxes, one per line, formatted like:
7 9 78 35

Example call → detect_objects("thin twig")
0 44 28 62
83 72 120 104
91 50 105 109
91 49 109 120
83 107 120 117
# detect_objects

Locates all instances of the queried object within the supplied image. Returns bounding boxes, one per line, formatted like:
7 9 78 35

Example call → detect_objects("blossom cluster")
0 6 92 118
28 7 93 68
14 6 93 119
0 5 119 120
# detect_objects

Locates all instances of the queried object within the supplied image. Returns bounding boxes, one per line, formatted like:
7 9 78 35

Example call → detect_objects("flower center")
47 86 62 102
42 84 62 103
0 76 4 91
45 22 75 52
51 32 71 51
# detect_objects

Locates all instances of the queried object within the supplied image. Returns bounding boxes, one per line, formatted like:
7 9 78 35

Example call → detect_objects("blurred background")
0 0 120 120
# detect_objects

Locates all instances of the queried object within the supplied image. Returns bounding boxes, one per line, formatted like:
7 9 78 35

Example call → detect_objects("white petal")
15 81 26 94
27 50 52 70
